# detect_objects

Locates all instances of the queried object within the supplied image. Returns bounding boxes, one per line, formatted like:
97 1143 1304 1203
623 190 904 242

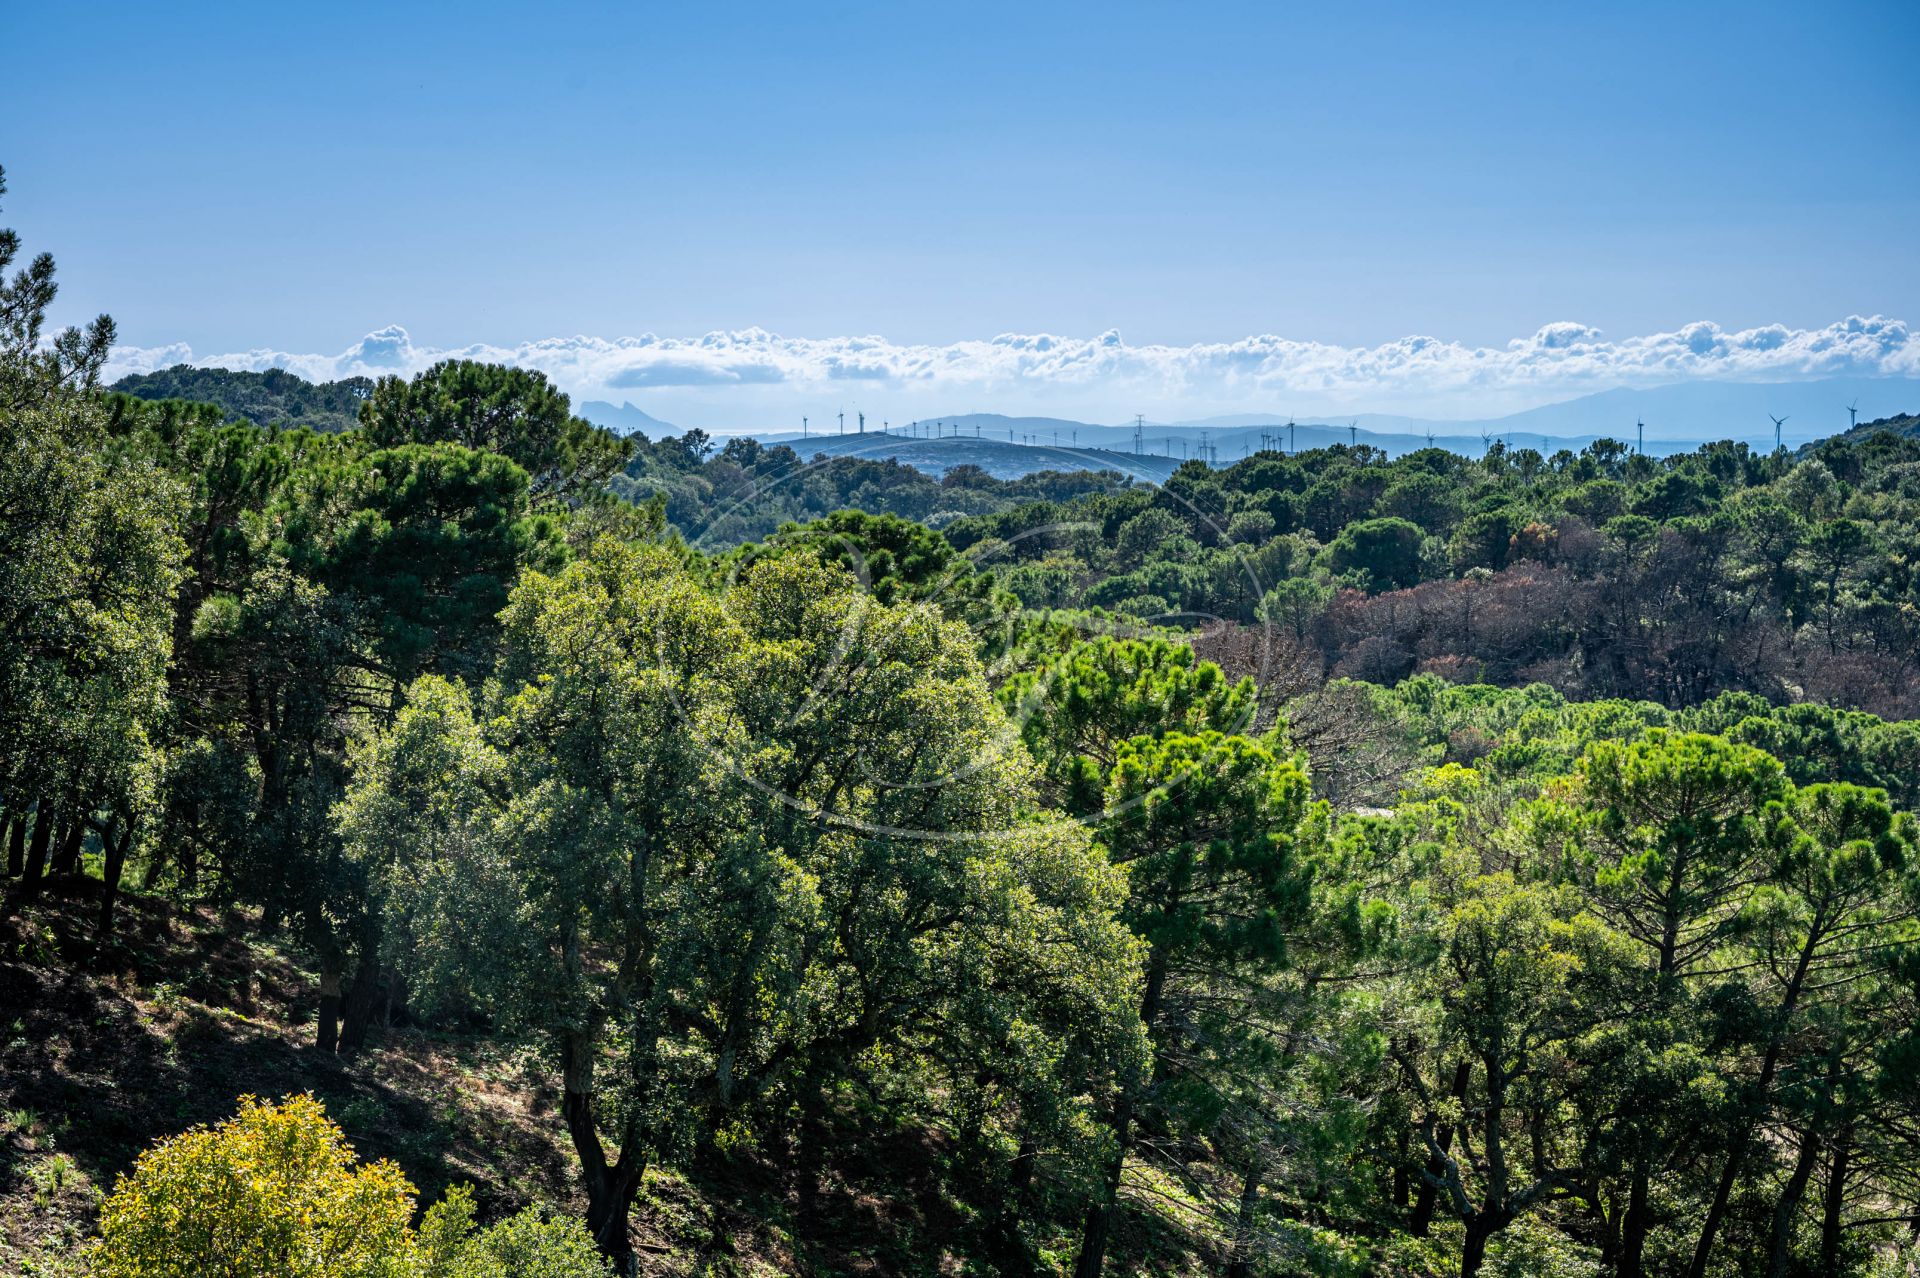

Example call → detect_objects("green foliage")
612 429 1136 549
11 158 1920 1278
1328 515 1428 591
999 636 1257 814
417 1187 612 1278
280 441 564 683
110 365 374 432
359 360 630 504
340 543 1145 1261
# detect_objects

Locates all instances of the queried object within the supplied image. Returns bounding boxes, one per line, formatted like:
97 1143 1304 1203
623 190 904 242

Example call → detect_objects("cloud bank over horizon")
105 315 1919 429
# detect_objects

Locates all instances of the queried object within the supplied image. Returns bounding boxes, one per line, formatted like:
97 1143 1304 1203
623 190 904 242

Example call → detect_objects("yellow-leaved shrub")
93 1093 416 1278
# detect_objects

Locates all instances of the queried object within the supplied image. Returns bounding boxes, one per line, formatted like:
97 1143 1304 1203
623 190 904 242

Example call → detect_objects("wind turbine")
1288 417 1296 455
1635 419 1644 456
1846 400 1859 430
1348 419 1358 448
838 410 845 436
802 415 809 439
1771 414 1789 454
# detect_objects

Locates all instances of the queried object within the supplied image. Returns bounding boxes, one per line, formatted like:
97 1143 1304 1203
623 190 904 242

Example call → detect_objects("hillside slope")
1800 409 1920 452
1 883 1208 1277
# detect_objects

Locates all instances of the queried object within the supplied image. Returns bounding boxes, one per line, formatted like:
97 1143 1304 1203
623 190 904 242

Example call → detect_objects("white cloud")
104 315 1920 426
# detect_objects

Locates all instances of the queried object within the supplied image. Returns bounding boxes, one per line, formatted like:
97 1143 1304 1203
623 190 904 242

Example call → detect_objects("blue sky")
6 1 1918 424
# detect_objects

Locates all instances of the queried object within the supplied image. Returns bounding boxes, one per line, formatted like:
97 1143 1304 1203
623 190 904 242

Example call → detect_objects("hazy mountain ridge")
578 400 683 436
735 377 1920 470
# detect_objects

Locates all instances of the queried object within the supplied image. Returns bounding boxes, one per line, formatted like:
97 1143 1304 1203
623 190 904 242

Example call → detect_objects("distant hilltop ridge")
110 366 1920 476
734 377 1920 457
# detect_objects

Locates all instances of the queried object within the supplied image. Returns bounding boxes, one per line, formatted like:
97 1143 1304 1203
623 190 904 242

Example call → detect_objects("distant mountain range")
716 377 1920 478
132 372 1920 486
1293 377 1920 449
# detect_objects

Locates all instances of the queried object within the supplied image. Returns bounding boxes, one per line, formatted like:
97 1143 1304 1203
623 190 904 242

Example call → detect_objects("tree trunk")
93 822 130 948
4 810 23 877
1009 1132 1037 1197
1592 1185 1621 1275
1224 1163 1263 1278
985 1131 1041 1275
315 970 342 1053
49 817 84 878
1411 1059 1473 1237
16 797 55 900
1393 1128 1412 1210
1072 1096 1132 1278
1686 930 1819 1278
1619 1154 1651 1278
1073 947 1169 1278
583 1173 642 1277
1765 1128 1820 1278
1461 1215 1495 1278
1818 1131 1850 1277
139 842 166 890
337 949 385 1055
563 1035 643 1273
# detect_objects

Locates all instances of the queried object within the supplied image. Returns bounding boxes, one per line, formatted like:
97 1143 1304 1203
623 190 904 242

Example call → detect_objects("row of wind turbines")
792 400 1870 460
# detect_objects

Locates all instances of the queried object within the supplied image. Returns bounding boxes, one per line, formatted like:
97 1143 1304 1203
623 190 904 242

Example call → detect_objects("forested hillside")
948 431 1920 719
7 166 1920 1278
611 431 1138 547
1804 412 1920 452
110 365 377 432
